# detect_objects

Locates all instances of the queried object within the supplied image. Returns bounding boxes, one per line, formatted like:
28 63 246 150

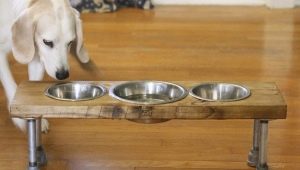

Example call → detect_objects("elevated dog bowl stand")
10 81 287 170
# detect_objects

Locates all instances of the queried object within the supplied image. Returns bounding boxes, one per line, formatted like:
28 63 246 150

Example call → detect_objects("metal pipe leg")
257 120 269 170
248 119 261 167
36 119 47 166
27 119 39 170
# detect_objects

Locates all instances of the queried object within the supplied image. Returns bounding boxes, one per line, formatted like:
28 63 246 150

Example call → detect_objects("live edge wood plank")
10 81 287 119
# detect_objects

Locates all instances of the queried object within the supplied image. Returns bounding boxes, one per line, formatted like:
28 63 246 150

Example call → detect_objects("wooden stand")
10 81 287 170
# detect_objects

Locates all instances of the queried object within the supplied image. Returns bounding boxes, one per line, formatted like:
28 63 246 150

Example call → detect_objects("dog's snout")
56 69 69 80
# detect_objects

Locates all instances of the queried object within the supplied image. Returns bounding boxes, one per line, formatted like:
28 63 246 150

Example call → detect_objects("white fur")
0 0 89 132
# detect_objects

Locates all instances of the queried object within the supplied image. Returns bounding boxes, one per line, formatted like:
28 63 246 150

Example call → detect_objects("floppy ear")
11 9 36 64
72 9 90 63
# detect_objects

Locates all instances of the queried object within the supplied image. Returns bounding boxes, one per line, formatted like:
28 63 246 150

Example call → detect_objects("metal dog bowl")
45 82 106 101
189 83 250 102
109 81 188 124
109 81 188 105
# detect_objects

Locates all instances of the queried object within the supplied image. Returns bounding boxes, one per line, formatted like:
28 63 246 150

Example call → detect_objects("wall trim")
266 0 295 8
152 0 265 6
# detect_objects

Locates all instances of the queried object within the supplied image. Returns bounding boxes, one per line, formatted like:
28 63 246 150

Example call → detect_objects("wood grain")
10 81 287 119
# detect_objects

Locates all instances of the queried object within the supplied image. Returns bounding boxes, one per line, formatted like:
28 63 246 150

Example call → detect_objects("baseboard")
265 0 295 8
152 0 265 6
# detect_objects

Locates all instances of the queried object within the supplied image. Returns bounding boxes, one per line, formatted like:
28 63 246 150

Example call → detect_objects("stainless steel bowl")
109 81 188 105
44 82 106 101
110 81 187 124
189 83 250 102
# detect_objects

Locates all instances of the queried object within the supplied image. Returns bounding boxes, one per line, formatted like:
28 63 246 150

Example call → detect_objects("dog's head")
11 0 89 80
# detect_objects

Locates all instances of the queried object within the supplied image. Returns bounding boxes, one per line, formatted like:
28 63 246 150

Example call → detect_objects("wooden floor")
1 6 300 170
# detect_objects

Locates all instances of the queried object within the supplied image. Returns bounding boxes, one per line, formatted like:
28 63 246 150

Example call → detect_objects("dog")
0 0 89 132
70 0 153 13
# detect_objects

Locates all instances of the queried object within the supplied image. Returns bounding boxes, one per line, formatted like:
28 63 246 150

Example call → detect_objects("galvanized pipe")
253 119 261 150
257 120 269 170
248 119 261 167
27 119 37 168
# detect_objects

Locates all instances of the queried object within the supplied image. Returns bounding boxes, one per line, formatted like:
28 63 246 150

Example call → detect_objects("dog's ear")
11 8 36 64
72 8 90 63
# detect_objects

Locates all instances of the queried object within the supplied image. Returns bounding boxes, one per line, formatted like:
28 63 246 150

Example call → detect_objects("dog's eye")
68 41 73 47
43 39 54 48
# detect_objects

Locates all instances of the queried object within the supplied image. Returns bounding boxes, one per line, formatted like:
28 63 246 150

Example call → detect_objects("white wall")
153 0 298 8
266 0 295 8
153 0 264 6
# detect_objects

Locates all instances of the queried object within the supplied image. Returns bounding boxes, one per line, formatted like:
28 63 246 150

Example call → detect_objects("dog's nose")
55 69 69 80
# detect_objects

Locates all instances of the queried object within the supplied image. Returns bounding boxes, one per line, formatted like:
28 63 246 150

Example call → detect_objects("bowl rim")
109 80 188 105
44 81 107 101
189 82 251 102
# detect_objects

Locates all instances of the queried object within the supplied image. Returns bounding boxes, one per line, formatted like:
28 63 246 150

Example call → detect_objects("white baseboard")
153 0 299 8
266 0 295 8
152 0 265 6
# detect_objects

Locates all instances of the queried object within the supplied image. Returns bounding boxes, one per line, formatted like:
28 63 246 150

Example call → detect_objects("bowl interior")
110 81 187 105
45 82 106 101
190 83 250 101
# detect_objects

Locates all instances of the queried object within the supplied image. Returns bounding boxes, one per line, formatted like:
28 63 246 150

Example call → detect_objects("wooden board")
10 81 287 119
